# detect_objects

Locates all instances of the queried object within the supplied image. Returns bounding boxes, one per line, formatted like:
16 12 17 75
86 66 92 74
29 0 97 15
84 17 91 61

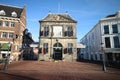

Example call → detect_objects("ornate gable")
41 14 77 23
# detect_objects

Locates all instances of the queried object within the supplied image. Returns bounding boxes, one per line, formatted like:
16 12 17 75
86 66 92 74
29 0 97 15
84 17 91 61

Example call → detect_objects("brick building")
0 4 26 60
38 13 77 61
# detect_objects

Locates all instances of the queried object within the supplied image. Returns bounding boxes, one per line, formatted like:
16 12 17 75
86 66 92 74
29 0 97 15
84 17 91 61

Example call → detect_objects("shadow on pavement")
0 72 37 80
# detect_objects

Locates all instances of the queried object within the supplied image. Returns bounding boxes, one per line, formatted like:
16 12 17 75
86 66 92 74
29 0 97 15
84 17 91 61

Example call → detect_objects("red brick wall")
20 6 26 26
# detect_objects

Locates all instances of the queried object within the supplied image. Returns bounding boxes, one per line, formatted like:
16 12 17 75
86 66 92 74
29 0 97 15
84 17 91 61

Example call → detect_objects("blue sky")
0 0 120 42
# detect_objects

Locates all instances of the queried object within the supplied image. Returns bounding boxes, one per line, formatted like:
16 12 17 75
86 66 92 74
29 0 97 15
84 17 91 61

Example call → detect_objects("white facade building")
80 10 120 64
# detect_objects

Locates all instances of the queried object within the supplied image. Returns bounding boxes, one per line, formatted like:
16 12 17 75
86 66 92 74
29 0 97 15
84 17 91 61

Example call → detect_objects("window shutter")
41 31 43 36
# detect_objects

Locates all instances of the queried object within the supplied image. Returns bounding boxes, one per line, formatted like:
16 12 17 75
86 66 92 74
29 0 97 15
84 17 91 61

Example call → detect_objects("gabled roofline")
39 13 77 23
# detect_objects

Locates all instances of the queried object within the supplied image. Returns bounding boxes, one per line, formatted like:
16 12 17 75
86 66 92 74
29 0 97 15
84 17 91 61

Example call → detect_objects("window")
105 37 111 48
3 21 9 27
0 21 2 26
68 43 73 54
95 54 97 60
112 24 118 33
11 22 15 27
43 43 48 53
44 26 49 36
11 11 17 17
0 10 6 15
64 25 73 37
9 33 14 38
53 26 62 37
1 32 7 38
113 36 120 48
104 25 109 34
68 26 73 36
100 54 103 61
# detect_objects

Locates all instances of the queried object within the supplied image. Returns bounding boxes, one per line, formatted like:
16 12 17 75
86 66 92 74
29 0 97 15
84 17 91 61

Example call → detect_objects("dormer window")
0 10 6 16
11 11 17 17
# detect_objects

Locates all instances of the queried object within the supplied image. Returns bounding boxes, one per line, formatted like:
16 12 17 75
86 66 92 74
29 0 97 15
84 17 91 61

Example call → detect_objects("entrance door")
53 48 62 60
53 43 62 60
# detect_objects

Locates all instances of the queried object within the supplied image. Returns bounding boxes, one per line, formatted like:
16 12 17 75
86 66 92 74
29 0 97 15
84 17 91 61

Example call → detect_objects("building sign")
53 26 62 37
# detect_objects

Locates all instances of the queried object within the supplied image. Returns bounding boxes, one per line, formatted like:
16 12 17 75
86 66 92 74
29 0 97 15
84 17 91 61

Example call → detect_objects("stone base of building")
38 53 77 62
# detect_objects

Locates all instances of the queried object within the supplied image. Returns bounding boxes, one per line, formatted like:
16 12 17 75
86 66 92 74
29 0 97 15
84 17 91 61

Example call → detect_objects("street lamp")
0 43 2 59
4 42 11 72
20 44 25 60
101 43 106 72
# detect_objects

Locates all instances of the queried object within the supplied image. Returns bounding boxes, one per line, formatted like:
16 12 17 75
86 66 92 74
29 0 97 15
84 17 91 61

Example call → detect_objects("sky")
0 0 120 42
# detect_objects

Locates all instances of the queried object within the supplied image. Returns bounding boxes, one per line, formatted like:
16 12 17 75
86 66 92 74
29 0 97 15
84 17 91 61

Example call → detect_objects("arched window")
11 11 17 17
0 10 6 15
54 43 62 47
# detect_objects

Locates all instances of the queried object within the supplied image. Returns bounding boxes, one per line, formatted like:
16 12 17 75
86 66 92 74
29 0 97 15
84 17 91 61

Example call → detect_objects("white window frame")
11 11 17 17
11 22 15 27
1 32 7 38
3 21 9 27
8 32 14 38
0 10 6 15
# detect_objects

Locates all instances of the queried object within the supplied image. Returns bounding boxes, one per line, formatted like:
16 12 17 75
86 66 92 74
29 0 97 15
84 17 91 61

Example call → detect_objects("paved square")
0 61 120 80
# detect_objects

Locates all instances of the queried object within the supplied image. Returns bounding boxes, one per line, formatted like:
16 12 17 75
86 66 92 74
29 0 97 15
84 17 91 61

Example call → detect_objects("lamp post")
21 44 25 60
101 43 106 72
0 43 2 59
4 42 11 72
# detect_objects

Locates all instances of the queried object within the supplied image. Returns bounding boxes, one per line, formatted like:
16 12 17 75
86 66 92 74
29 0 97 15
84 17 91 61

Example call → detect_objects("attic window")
0 10 6 16
11 11 17 17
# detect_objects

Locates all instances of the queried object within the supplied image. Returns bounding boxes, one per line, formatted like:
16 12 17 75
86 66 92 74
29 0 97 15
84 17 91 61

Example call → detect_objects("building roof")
77 43 86 48
40 13 77 23
106 14 117 18
30 42 39 47
0 4 23 18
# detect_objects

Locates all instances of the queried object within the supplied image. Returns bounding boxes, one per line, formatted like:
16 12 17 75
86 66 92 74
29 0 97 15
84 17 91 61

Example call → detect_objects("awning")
30 44 39 47
77 43 86 48
1 51 11 54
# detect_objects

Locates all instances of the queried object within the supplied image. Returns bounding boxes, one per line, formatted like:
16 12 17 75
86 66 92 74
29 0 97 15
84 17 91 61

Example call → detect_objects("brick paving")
0 61 120 80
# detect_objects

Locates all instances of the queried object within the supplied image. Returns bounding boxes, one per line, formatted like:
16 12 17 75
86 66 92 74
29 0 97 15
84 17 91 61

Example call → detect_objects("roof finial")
49 10 51 14
65 11 68 14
